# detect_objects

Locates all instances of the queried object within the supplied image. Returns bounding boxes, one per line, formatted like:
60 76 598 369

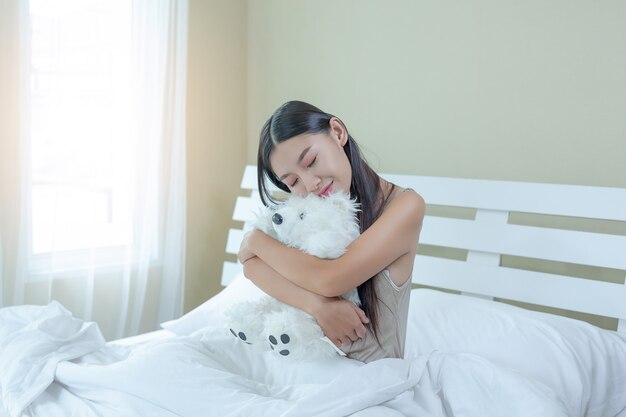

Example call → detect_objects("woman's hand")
310 297 369 347
238 230 258 264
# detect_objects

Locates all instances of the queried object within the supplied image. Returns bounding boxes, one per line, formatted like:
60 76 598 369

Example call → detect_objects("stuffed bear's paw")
263 307 336 361
226 323 268 351
267 333 293 357
263 310 309 360
228 328 253 345
224 297 280 351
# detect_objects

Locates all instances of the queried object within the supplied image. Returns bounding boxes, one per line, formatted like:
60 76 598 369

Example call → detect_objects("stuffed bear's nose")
272 213 283 225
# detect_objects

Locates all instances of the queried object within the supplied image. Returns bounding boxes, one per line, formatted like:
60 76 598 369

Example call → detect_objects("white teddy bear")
225 191 361 361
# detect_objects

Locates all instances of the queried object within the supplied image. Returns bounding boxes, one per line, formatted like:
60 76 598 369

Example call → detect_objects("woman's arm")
242 257 368 346
244 190 425 297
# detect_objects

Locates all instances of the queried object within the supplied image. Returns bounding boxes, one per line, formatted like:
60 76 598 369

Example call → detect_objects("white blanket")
0 302 569 417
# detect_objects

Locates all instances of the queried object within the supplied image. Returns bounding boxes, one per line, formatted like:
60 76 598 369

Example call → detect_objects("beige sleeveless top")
339 268 412 363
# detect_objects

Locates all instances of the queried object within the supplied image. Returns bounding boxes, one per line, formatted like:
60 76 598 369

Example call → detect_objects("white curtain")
0 0 188 340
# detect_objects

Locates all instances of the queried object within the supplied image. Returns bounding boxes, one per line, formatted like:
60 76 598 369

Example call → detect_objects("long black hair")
257 100 394 341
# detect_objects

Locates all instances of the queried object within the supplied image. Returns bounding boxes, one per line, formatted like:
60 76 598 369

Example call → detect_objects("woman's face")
269 119 352 197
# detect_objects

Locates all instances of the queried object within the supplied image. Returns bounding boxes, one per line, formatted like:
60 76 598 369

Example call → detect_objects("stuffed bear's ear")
253 205 278 238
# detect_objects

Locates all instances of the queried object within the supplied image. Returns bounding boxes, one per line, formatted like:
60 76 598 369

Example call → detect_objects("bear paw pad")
268 333 291 356
229 328 252 345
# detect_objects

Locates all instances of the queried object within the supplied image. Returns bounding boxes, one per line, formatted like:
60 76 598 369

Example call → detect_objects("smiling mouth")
319 182 333 197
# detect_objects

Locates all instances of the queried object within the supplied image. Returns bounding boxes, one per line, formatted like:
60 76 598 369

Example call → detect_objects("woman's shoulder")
371 184 425 235
385 185 425 218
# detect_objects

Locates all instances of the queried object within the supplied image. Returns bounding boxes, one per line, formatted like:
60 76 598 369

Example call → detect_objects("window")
28 0 135 261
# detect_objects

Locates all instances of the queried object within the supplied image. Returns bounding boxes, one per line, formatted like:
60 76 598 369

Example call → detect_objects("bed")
1 164 625 417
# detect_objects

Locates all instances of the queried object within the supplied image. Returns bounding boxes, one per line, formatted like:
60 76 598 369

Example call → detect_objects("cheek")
285 182 306 196
333 149 352 179
292 189 307 197
337 157 352 191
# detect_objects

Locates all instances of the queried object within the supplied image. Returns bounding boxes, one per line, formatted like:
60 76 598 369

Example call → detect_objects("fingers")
348 329 360 342
336 329 363 346
354 307 370 325
350 306 368 338
333 334 354 347
354 324 366 339
338 336 351 346
348 304 368 340
320 300 370 348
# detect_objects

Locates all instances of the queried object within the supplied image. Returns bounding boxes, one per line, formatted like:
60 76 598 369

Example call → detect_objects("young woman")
238 101 425 363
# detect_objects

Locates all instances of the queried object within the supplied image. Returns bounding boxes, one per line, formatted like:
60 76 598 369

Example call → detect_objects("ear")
329 117 348 147
253 205 280 238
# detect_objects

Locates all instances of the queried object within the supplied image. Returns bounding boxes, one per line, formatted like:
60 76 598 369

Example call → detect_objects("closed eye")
285 156 315 187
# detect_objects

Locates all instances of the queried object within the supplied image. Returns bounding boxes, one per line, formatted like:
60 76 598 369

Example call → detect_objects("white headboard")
224 165 626 333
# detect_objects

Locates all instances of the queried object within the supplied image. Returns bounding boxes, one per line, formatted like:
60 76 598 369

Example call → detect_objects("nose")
301 172 321 193
272 213 283 225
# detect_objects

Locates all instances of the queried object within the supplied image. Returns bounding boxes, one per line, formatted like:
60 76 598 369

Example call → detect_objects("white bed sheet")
159 273 626 416
0 300 571 417
406 289 626 417
109 329 174 346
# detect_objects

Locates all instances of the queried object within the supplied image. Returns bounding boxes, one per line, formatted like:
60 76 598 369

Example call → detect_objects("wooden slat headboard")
224 165 626 333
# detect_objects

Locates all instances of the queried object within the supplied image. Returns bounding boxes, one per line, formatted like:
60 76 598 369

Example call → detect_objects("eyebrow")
278 146 312 181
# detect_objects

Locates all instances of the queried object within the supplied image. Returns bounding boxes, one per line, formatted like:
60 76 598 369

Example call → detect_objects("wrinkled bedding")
0 301 570 417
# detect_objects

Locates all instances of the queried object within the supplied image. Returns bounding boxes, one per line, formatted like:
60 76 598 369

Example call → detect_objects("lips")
319 182 333 197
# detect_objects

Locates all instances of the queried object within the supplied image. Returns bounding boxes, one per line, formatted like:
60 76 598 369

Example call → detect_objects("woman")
238 101 425 363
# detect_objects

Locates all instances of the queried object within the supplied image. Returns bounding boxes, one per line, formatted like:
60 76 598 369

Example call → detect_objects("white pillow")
161 272 265 335
405 288 626 417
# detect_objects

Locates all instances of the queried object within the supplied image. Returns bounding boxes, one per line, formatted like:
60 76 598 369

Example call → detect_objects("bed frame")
223 165 626 334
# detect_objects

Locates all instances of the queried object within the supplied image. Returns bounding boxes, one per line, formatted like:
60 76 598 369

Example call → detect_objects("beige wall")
0 0 22 306
247 0 626 188
185 0 248 312
3 1 624 322
244 1 625 329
